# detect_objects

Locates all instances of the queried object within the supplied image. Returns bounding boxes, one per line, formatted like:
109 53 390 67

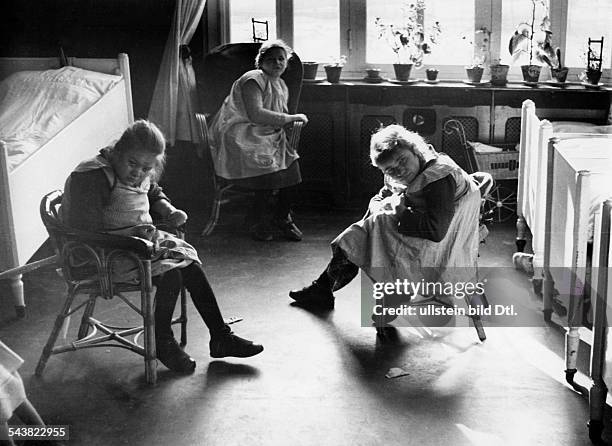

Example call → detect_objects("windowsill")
303 78 611 91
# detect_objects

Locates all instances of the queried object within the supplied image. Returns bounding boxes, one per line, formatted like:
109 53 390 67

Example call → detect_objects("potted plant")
490 59 510 86
527 22 568 83
583 38 604 85
465 59 485 83
425 68 439 81
547 47 568 83
462 27 490 83
512 0 550 83
302 61 319 80
375 0 441 82
323 55 347 83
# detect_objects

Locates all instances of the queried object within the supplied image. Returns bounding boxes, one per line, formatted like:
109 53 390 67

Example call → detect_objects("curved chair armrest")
288 120 303 151
195 112 211 159
197 112 303 155
470 172 494 198
62 227 157 259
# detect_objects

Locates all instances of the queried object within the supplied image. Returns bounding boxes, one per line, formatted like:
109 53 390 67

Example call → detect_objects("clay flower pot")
550 67 568 83
393 63 413 81
489 64 509 86
425 68 439 81
521 65 542 83
465 66 484 83
324 65 343 83
585 68 602 85
302 62 319 80
366 68 382 79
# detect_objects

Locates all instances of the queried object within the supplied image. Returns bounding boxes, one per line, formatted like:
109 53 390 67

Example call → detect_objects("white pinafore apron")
102 172 200 284
332 155 481 288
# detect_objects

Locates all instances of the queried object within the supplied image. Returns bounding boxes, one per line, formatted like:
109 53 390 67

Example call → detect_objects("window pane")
501 0 550 66
423 0 475 66
566 0 611 69
294 0 340 63
366 0 474 66
229 0 276 43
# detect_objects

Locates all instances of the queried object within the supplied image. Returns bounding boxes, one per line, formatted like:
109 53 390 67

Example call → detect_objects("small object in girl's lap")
224 316 244 325
385 367 410 379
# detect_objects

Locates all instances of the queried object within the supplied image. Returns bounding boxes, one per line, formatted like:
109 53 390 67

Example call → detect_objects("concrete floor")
0 205 610 446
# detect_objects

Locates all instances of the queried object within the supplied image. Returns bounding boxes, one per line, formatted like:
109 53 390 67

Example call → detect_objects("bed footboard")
0 141 25 316
0 53 134 318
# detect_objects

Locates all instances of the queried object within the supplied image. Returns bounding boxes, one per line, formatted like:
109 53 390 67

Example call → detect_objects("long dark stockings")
153 263 228 339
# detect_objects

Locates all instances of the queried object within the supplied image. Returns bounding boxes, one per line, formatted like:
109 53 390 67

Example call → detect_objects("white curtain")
148 0 206 146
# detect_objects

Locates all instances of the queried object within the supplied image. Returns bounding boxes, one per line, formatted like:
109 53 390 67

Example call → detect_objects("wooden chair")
35 191 187 385
194 42 304 236
375 173 491 342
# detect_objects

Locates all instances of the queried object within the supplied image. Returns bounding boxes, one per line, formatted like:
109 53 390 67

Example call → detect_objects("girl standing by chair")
61 120 263 374
208 39 308 241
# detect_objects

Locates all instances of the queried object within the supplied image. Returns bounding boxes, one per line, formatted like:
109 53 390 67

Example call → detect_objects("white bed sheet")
554 139 612 250
552 121 612 134
0 66 120 171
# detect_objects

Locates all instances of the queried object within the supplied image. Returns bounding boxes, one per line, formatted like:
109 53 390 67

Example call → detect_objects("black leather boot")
156 336 196 373
210 332 264 358
289 280 334 309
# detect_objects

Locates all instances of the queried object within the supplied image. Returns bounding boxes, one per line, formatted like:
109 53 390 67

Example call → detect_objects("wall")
0 0 202 119
299 82 612 207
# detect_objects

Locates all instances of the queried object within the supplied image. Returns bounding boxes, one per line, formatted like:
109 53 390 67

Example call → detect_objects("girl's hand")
292 114 308 124
167 209 188 227
130 224 157 241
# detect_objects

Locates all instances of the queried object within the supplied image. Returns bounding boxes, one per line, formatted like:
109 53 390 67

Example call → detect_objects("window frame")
207 0 611 82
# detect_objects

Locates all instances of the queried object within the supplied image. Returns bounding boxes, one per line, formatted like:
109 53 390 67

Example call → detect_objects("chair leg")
141 261 157 385
201 191 223 236
471 315 486 342
516 215 527 252
10 274 26 318
179 286 188 347
467 293 487 342
77 295 97 340
35 287 78 377
542 270 554 322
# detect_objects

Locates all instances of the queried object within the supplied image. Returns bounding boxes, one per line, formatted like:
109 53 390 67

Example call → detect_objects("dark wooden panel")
505 117 522 143
357 115 396 198
299 112 334 187
493 88 611 109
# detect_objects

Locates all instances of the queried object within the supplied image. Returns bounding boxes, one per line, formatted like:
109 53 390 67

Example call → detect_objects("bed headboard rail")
69 53 133 122
0 57 61 81
68 56 122 75
0 53 134 123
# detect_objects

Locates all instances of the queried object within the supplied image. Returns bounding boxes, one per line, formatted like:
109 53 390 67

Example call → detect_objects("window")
421 0 475 66
215 0 611 80
566 0 611 69
294 0 340 63
501 0 550 66
229 0 276 43
366 0 474 67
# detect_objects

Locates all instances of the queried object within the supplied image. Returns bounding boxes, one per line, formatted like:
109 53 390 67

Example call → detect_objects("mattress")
552 121 612 134
0 66 121 172
555 139 612 242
